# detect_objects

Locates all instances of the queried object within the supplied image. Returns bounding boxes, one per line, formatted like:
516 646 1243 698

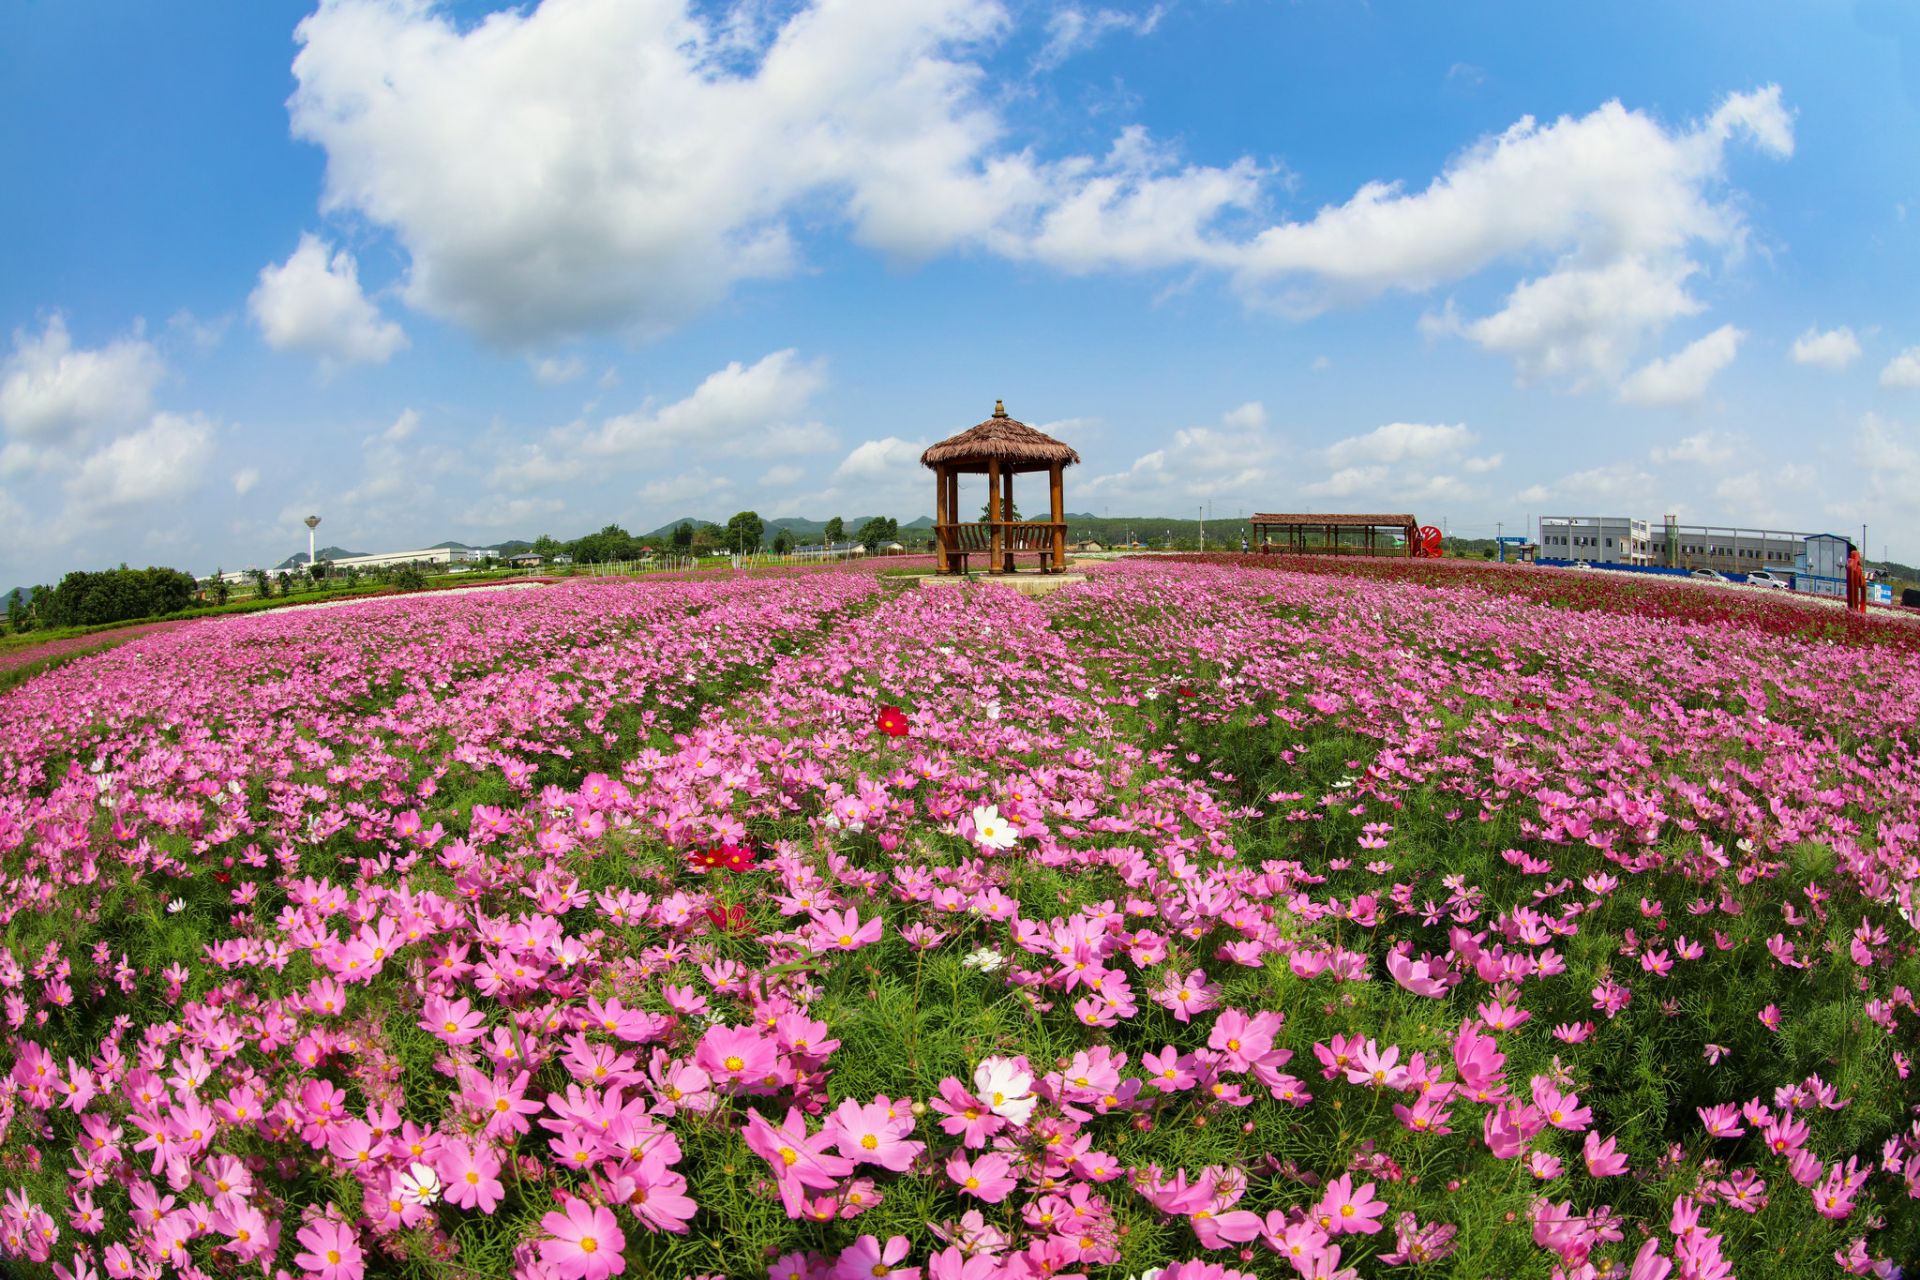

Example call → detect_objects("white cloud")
233 467 261 496
760 463 805 487
1712 465 1812 527
1617 324 1743 407
1790 325 1861 369
530 355 585 385
289 0 1032 343
1035 5 1164 69
1323 421 1475 469
0 314 163 443
1303 421 1490 504
833 437 927 484
249 234 408 366
497 349 831 491
1880 346 1920 389
67 412 215 510
286 1 1790 390
640 467 734 506
1081 401 1282 507
1650 430 1738 466
1424 257 1704 389
1854 413 1920 512
1517 462 1658 507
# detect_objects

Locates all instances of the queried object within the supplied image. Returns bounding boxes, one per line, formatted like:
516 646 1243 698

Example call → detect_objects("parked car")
1745 570 1790 590
1690 568 1730 583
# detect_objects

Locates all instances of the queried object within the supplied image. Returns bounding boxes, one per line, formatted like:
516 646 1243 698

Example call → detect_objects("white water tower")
304 515 321 570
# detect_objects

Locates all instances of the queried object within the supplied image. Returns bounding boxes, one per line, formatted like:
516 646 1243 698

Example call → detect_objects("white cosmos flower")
166 899 186 915
973 1056 1036 1125
984 701 1002 721
972 805 1017 851
961 948 1005 973
398 1162 441 1206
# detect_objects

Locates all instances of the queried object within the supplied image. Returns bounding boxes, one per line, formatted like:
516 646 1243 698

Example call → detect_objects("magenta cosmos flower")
293 1219 365 1280
539 1197 627 1280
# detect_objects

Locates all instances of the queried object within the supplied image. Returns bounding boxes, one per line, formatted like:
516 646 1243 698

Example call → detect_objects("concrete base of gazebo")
918 570 1087 598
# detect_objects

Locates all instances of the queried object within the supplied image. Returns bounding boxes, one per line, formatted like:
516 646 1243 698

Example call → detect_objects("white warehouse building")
1539 515 1634 564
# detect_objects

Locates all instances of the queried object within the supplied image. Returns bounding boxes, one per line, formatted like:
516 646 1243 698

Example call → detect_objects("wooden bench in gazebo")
922 401 1080 575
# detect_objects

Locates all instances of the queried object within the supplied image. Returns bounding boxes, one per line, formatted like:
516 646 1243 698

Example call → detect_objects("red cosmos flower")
876 706 910 738
688 843 757 873
703 904 753 934
1177 685 1197 699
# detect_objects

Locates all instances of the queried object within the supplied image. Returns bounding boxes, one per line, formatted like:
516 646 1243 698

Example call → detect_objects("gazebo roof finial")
993 399 1007 418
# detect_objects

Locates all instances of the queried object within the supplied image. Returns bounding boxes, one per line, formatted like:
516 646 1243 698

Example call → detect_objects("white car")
1690 568 1730 584
1745 570 1790 590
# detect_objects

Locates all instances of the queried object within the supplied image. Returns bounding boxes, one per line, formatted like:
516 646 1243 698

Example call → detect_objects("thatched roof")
1251 513 1417 528
921 401 1081 469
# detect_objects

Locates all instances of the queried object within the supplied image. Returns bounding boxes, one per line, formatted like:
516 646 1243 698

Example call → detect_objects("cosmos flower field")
0 557 1916 1280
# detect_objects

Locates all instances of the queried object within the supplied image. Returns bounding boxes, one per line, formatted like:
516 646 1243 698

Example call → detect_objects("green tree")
771 528 794 554
854 516 899 551
725 511 765 554
672 521 694 551
250 569 271 599
5 590 21 633
981 497 1021 521
531 533 565 559
277 570 294 596
211 572 231 607
690 523 723 554
394 566 428 590
822 517 844 547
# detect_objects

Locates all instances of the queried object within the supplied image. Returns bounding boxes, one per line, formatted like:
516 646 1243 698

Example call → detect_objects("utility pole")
1199 505 1205 552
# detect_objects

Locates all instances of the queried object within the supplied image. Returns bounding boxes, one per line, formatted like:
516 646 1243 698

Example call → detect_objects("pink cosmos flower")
928 1078 1005 1148
438 1140 506 1214
694 1024 780 1093
946 1151 1017 1203
823 1096 923 1172
832 1235 919 1280
293 1218 364 1280
420 994 486 1045
1151 968 1220 1023
1531 1077 1593 1132
540 1197 627 1280
1583 1131 1629 1177
743 1106 854 1218
811 907 884 952
1311 1174 1386 1236
1387 948 1453 997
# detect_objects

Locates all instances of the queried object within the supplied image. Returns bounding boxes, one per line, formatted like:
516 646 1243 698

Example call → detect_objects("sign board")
1870 583 1892 605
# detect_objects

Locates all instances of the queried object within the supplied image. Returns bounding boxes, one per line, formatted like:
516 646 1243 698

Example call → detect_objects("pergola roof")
921 401 1081 471
1251 512 1416 527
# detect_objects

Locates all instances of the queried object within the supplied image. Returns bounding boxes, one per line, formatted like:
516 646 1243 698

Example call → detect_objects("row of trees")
20 565 199 629
528 514 911 564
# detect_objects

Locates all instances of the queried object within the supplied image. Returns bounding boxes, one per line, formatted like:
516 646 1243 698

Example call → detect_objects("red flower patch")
876 705 910 738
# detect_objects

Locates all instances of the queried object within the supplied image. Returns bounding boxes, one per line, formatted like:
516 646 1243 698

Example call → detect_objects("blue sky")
3 0 1920 582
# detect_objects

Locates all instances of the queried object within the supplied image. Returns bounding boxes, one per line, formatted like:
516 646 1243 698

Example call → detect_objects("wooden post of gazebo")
922 401 1082 576
987 457 1002 571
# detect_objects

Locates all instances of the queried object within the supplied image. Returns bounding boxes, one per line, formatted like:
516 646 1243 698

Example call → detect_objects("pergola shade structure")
923 402 1080 574
1251 513 1418 557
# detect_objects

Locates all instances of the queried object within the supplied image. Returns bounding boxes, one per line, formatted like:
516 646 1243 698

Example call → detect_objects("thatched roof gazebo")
922 401 1080 575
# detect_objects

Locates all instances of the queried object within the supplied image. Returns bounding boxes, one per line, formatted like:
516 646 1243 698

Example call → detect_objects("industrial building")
1541 516 1808 573
1537 516 1633 564
208 545 491 583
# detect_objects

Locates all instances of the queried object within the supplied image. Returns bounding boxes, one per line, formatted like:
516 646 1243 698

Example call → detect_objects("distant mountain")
274 545 369 571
